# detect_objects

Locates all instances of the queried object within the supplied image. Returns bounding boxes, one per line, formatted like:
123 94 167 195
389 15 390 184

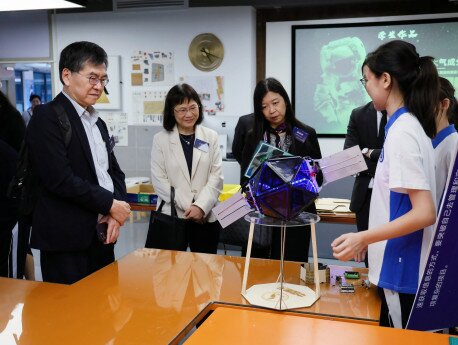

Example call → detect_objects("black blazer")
232 113 254 164
240 122 322 213
27 93 126 251
0 139 19 238
343 102 384 213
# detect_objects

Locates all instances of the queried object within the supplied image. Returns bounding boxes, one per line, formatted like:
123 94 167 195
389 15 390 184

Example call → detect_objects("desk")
128 202 356 224
184 307 452 345
318 212 356 224
0 250 379 345
129 202 156 212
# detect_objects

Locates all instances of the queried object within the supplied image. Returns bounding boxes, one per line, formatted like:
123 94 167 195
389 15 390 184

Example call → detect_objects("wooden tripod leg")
241 221 255 295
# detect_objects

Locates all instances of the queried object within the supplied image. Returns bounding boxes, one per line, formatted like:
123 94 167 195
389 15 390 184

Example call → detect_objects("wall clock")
188 33 224 71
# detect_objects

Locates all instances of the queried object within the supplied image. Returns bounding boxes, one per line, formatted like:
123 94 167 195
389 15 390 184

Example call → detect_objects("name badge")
194 138 209 152
109 135 116 152
293 127 309 143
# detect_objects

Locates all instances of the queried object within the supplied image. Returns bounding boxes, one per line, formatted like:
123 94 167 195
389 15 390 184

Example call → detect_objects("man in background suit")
27 41 131 284
344 102 386 266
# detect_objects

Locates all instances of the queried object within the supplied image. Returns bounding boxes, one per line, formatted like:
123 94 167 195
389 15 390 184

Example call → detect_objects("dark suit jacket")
0 139 18 276
232 113 254 164
27 93 126 251
344 102 383 213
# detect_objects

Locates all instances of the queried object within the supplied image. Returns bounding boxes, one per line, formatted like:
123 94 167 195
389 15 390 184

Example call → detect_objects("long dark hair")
252 78 303 145
363 40 439 138
162 83 203 131
439 77 458 125
0 90 25 152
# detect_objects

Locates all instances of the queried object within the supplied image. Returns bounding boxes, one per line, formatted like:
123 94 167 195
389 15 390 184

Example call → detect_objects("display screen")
293 18 458 137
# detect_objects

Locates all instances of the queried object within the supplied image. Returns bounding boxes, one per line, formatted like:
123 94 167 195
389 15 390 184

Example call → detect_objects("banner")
407 144 458 330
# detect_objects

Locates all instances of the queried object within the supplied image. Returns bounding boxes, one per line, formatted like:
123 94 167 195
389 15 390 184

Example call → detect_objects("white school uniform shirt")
432 124 458 206
368 107 436 294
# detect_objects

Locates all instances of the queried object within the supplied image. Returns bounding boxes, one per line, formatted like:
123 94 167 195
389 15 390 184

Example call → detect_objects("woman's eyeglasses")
174 104 200 115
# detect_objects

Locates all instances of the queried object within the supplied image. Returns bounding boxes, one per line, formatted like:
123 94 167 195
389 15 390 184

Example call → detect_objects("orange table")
184 306 453 345
0 249 378 344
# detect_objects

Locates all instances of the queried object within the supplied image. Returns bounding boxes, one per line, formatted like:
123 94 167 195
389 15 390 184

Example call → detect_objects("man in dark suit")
232 113 254 166
27 41 131 284
344 102 386 266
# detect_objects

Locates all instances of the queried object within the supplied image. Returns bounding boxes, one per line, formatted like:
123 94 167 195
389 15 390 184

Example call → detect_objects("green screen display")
293 18 458 136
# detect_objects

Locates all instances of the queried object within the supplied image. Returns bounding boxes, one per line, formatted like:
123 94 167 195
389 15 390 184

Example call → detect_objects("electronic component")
340 283 355 293
362 279 371 289
344 271 360 279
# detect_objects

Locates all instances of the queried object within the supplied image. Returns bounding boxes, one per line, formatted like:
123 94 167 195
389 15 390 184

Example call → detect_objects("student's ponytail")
406 56 439 138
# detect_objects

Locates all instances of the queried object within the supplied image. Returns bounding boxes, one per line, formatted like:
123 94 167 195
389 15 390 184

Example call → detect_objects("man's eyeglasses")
174 104 200 115
74 72 109 87
359 77 368 87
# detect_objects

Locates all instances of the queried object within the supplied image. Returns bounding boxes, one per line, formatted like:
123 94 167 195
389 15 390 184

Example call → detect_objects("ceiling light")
0 0 84 12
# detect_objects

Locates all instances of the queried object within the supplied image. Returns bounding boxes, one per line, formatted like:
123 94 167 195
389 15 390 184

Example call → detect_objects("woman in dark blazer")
240 78 322 262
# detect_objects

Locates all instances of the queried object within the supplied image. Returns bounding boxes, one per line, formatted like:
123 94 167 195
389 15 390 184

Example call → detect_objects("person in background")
332 40 438 329
343 101 386 267
27 41 130 284
240 77 322 262
0 138 18 277
0 91 26 152
0 91 26 278
433 77 458 205
22 94 42 126
232 113 254 166
149 83 223 254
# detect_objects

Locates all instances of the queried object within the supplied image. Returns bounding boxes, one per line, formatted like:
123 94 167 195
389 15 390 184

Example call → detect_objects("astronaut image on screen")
313 37 370 132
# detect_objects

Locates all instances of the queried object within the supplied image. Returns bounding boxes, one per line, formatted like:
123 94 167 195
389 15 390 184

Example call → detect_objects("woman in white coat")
149 83 223 253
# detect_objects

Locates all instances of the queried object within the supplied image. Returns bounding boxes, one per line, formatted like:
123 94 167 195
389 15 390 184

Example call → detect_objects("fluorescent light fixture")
0 0 84 12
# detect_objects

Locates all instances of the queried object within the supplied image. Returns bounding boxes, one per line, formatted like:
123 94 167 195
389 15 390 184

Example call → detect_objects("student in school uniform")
332 40 439 329
433 77 458 205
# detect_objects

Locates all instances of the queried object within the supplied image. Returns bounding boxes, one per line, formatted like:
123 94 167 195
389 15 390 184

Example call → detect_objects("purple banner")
407 150 458 330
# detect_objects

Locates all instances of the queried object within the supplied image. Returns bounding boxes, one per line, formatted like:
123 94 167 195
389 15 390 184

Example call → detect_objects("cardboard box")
126 183 157 204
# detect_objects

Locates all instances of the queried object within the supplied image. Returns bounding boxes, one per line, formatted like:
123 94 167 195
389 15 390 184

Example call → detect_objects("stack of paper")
315 198 351 213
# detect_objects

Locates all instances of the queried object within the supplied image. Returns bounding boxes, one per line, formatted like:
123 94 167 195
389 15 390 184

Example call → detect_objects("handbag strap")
156 186 178 217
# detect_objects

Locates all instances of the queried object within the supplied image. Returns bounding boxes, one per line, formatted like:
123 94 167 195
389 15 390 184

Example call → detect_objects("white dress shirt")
63 91 114 193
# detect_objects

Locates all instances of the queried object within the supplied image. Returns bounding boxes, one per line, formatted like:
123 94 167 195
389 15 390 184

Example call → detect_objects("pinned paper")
212 191 252 228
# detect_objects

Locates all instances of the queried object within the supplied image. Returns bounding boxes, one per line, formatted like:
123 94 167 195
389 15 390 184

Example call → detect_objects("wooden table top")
184 306 453 345
129 202 356 224
0 249 378 344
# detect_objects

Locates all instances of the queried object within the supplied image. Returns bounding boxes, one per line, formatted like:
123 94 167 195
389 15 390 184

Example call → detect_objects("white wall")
0 11 51 59
53 7 257 121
